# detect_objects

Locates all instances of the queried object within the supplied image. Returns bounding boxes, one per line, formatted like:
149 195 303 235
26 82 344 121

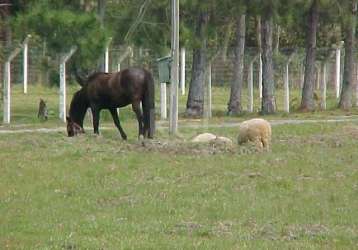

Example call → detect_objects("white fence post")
3 46 22 124
283 53 295 113
23 35 31 94
105 38 112 73
259 53 263 100
169 0 179 135
284 63 290 113
205 63 212 118
59 47 77 122
3 62 10 124
180 48 186 96
356 63 358 107
160 82 167 120
335 42 344 99
248 59 254 113
321 62 327 110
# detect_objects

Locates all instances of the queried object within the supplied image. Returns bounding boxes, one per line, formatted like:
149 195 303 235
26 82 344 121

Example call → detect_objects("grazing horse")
66 67 155 139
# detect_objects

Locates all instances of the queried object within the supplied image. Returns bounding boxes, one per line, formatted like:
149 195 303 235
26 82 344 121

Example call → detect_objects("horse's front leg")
91 106 100 135
132 102 144 139
109 108 127 140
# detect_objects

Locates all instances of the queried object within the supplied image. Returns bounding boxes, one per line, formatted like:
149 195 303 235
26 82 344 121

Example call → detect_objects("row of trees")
0 0 357 116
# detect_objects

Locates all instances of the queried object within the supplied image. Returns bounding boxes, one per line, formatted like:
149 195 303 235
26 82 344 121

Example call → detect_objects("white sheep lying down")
238 118 271 149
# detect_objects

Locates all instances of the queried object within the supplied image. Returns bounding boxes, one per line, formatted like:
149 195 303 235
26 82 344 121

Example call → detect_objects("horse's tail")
142 71 155 138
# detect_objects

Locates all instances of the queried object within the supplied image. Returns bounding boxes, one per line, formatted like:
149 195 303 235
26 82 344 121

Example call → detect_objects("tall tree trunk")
0 0 11 47
98 0 106 71
261 10 276 114
97 0 106 28
256 16 262 50
227 14 246 115
186 11 209 117
273 24 280 54
220 19 234 62
300 0 319 111
339 0 357 109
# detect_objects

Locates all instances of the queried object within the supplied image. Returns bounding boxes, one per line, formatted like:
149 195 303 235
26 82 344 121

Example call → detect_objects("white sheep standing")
238 118 271 150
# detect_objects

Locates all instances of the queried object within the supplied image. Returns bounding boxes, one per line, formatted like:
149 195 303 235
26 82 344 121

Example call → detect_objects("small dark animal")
37 98 48 120
67 67 155 139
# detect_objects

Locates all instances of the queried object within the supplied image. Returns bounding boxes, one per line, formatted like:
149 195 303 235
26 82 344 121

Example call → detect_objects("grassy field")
1 85 358 249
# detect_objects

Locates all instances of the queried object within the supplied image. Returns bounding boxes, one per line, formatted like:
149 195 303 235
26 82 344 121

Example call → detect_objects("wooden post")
3 46 22 124
169 0 179 135
180 47 186 95
160 82 167 119
248 59 254 112
23 35 31 94
321 62 327 110
59 47 77 122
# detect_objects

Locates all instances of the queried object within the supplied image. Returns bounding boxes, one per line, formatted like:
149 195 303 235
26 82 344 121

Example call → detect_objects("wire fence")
0 42 349 92
1 41 357 124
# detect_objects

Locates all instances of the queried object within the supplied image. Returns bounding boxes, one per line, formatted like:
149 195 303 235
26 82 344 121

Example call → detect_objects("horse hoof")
139 135 144 141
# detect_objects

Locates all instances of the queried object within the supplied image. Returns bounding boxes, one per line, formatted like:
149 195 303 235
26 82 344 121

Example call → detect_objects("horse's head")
66 116 85 137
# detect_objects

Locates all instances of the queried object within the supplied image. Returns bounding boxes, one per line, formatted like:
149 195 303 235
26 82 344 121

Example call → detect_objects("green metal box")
157 56 172 83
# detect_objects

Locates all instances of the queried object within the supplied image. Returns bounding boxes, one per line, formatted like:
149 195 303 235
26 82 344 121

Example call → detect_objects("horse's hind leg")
91 107 100 135
132 102 144 139
109 108 127 140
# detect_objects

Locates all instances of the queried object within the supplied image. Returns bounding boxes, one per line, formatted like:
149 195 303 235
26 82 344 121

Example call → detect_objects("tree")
227 13 246 115
339 0 357 109
186 10 209 116
300 0 319 111
12 2 108 70
0 0 12 48
261 5 276 114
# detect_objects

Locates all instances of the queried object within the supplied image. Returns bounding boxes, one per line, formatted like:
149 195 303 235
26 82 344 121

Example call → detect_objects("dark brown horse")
66 67 155 139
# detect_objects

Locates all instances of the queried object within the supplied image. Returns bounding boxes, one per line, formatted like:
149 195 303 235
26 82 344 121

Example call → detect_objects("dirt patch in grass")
139 139 261 156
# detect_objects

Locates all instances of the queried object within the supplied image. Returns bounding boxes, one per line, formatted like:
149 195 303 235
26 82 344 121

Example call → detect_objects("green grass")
1 85 358 249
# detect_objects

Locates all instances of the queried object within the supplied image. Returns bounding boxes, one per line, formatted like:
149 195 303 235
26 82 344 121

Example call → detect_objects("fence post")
169 0 179 135
283 63 290 113
321 62 327 110
180 48 186 95
23 35 31 94
160 82 167 120
335 42 343 99
59 47 77 122
259 53 263 100
316 64 321 91
248 59 254 113
3 46 22 124
3 62 10 124
105 37 112 73
284 52 295 113
205 63 212 118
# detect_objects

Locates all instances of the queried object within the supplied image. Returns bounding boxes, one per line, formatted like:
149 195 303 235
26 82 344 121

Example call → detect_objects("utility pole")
169 0 179 135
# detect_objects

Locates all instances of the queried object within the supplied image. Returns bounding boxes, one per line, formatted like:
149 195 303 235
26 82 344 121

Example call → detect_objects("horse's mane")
69 88 89 127
87 72 112 83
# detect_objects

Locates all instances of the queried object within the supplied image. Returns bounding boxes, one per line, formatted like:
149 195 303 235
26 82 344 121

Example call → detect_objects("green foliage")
12 1 108 69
